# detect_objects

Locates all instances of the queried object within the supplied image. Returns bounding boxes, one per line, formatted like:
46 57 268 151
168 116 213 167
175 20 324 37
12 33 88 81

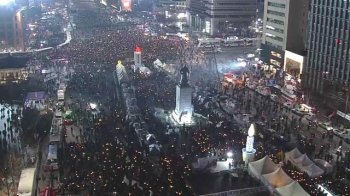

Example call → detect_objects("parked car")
318 122 333 131
292 108 306 116
333 129 349 137
305 113 317 122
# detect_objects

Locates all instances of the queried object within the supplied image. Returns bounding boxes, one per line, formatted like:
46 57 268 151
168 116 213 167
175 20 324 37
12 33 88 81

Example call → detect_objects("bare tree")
2 151 22 196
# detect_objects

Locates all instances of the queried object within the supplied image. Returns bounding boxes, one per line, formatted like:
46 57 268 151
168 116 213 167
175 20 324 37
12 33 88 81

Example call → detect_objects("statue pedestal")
174 85 193 124
242 148 256 167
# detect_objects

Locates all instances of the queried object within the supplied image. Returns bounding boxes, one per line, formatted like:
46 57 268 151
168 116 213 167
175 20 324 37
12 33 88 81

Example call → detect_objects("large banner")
121 0 132 11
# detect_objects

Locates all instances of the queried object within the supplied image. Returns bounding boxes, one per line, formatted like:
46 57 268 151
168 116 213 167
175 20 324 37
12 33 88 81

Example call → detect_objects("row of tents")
285 148 332 177
248 156 310 196
248 148 334 196
115 63 161 158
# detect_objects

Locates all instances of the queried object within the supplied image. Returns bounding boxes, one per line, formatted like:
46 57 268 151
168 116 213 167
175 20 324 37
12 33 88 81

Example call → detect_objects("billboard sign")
121 0 132 11
266 79 276 87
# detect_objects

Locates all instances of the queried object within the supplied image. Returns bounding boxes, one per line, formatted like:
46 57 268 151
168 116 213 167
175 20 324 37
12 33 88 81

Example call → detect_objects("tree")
20 109 40 144
1 151 22 196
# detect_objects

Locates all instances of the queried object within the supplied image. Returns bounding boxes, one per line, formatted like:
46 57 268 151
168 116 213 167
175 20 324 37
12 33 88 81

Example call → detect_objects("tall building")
0 5 27 51
260 0 309 79
305 0 350 111
187 0 257 35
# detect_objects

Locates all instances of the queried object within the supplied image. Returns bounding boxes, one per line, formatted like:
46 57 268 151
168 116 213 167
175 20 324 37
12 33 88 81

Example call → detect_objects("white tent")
248 156 279 178
275 181 310 196
300 164 324 178
284 148 302 164
154 59 162 65
153 59 163 68
294 154 313 167
263 168 294 188
314 159 333 174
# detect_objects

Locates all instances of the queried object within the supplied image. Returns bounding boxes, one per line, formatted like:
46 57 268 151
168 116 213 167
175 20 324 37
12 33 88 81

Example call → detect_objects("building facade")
260 0 309 77
0 6 27 52
0 55 29 83
187 0 256 35
304 0 350 111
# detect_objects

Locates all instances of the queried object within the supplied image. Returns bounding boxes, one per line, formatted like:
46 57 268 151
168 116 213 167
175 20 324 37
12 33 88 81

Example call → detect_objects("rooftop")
0 55 29 69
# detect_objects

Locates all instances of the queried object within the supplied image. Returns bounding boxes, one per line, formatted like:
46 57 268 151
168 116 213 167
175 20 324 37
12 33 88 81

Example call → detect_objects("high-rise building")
304 0 350 110
260 0 309 79
187 0 257 35
0 5 27 51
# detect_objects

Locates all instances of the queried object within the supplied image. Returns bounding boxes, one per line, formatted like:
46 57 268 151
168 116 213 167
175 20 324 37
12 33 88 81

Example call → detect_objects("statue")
179 66 190 87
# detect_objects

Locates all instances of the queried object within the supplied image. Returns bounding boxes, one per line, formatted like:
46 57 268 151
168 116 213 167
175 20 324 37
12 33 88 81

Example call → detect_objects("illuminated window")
271 51 282 58
270 59 281 67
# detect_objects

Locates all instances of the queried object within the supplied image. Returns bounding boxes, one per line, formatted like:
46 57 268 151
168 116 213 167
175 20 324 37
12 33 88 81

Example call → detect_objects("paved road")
221 82 349 156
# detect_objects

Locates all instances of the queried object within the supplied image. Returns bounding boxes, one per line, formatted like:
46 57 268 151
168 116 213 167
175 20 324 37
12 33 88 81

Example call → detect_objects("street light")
160 23 163 36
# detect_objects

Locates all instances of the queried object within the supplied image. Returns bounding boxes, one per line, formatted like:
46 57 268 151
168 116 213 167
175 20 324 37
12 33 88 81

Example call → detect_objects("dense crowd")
27 5 350 196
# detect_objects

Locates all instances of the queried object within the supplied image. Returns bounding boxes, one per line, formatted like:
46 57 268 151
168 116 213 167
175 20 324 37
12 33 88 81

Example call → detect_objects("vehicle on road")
318 122 333 131
292 108 305 116
199 47 222 54
44 144 59 172
333 129 349 137
198 38 221 48
305 113 317 122
64 110 74 125
222 39 244 47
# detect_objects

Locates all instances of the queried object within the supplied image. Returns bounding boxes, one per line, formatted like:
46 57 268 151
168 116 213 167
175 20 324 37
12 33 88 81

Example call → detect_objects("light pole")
160 23 163 36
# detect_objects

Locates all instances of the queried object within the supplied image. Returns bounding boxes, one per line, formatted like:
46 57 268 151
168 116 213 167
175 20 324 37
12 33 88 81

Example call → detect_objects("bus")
198 39 222 48
64 110 74 125
199 47 222 54
17 168 36 196
49 118 62 145
44 144 59 172
57 83 66 102
222 39 244 47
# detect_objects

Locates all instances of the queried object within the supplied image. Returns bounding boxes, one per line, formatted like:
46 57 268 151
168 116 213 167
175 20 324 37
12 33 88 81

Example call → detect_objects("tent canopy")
275 181 310 196
146 134 157 144
263 168 294 188
300 164 324 178
248 155 279 178
294 154 313 167
153 59 162 65
284 148 302 163
314 159 332 168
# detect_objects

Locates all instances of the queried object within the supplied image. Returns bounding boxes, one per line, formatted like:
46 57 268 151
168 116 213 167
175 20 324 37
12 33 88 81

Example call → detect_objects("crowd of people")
10 2 348 196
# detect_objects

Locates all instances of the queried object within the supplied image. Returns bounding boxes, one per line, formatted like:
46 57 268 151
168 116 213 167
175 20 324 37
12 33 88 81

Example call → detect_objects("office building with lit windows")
260 0 309 77
0 5 27 51
304 0 350 111
187 0 257 35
